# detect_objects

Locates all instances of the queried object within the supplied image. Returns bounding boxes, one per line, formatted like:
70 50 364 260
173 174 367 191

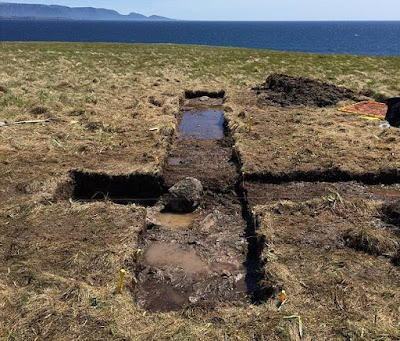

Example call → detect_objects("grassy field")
1 42 400 340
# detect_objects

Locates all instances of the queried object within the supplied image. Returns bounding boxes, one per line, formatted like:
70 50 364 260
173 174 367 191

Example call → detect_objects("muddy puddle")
144 242 208 274
136 193 251 312
163 93 235 191
179 110 225 140
152 210 200 230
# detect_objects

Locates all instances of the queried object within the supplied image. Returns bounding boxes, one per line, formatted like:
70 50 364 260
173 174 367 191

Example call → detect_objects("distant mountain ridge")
0 2 172 20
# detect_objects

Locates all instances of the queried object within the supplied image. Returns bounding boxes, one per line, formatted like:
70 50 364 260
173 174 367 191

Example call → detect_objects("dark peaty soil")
253 73 361 107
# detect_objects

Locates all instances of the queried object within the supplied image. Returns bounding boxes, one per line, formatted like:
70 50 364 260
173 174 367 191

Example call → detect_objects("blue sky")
3 0 400 20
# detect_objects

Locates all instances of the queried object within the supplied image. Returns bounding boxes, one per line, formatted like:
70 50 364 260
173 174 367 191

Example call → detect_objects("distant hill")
0 2 173 20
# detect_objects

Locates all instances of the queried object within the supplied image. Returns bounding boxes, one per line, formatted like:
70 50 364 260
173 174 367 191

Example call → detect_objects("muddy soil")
134 91 400 314
253 73 361 107
163 138 237 192
136 194 248 312
245 181 400 207
135 95 256 312
163 106 237 192
182 97 224 108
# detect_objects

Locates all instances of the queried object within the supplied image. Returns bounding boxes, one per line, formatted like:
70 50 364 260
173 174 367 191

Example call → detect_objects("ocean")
1 20 400 56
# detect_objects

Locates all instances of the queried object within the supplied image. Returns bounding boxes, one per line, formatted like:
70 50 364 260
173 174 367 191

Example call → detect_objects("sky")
3 0 400 21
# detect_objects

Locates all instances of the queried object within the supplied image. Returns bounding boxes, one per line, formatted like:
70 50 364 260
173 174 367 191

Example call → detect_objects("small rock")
189 296 198 303
168 177 203 213
234 273 244 282
200 213 216 230
199 96 209 102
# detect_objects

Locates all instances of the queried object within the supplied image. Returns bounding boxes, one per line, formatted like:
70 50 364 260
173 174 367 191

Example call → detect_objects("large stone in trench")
168 177 203 213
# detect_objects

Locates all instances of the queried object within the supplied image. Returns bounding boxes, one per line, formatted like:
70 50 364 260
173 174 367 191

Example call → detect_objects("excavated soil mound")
253 73 361 107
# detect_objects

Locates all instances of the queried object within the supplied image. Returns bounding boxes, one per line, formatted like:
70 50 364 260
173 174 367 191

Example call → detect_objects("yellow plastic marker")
118 269 126 293
135 248 142 262
248 116 254 132
278 290 287 310
280 290 287 303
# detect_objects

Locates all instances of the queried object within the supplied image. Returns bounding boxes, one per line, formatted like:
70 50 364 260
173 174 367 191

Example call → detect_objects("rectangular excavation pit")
71 171 163 206
243 169 400 185
135 193 269 312
135 195 253 312
134 89 267 312
164 91 235 190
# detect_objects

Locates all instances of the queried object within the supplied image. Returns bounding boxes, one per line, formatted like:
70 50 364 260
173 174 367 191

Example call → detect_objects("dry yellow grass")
225 93 400 177
254 198 400 340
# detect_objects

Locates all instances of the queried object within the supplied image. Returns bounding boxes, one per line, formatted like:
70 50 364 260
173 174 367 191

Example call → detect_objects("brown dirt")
245 181 400 207
135 96 255 312
253 73 362 107
163 103 237 192
0 202 147 339
163 138 236 192
136 194 248 312
254 198 400 340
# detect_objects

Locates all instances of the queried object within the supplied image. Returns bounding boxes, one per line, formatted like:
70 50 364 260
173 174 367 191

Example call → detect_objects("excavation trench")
69 171 164 206
243 169 400 185
134 93 266 312
244 181 400 207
